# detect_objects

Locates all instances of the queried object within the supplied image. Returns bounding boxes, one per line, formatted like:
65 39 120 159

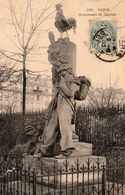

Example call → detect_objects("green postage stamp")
90 20 124 62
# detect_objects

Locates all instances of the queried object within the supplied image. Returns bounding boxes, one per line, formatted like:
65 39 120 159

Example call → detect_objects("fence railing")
0 105 125 194
76 105 125 145
76 106 125 165
0 159 125 195
0 105 125 154
0 105 125 170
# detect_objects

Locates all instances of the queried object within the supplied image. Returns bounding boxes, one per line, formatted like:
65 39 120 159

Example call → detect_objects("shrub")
0 110 47 155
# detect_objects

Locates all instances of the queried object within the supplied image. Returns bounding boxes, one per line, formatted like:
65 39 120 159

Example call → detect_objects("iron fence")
0 158 125 195
75 105 125 167
0 105 125 155
0 105 125 173
76 105 125 145
0 105 125 194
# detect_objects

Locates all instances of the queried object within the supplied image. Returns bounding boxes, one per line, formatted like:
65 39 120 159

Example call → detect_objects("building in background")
0 73 52 113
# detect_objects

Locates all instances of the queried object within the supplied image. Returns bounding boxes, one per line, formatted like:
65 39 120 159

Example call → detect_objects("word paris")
86 8 110 12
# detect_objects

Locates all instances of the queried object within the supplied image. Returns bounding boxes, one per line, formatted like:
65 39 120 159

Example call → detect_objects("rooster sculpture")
55 4 76 37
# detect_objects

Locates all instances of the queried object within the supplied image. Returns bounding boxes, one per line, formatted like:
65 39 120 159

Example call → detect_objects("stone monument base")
23 154 106 188
53 142 92 156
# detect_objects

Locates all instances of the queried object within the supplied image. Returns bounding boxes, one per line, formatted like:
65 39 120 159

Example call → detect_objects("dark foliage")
0 110 48 155
0 105 125 168
75 105 125 167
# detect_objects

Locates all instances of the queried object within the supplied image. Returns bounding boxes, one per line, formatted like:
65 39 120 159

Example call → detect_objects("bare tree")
88 86 125 108
0 55 21 89
0 0 55 115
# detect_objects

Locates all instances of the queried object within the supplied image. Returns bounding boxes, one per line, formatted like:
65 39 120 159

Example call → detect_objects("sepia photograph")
0 0 125 194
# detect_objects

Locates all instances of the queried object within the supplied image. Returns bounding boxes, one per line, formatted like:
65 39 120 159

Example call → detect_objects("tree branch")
0 50 23 63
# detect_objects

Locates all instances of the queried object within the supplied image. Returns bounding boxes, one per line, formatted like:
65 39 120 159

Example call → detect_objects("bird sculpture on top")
55 4 76 38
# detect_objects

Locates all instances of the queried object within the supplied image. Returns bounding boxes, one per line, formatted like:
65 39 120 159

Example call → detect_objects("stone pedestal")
72 125 92 156
23 154 106 188
74 142 92 156
23 139 106 194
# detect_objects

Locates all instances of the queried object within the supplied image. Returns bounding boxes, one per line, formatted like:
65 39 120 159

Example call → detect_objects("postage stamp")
90 21 124 62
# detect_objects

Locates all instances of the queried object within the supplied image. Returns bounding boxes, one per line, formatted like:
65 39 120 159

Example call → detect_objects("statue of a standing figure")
34 69 80 158
34 69 91 158
34 4 91 159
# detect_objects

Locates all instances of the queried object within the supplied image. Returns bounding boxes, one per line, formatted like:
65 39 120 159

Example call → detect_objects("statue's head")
24 125 37 137
58 68 74 81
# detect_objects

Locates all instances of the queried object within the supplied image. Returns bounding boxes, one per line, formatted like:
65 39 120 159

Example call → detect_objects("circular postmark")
95 50 125 62
90 21 125 62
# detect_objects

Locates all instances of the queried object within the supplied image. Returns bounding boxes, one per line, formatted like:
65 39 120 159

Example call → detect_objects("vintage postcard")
0 0 125 194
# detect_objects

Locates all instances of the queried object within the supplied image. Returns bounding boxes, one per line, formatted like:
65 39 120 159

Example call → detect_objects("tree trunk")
23 53 26 116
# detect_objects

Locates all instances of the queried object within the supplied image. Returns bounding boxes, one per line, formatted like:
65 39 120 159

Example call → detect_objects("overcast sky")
0 0 125 89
